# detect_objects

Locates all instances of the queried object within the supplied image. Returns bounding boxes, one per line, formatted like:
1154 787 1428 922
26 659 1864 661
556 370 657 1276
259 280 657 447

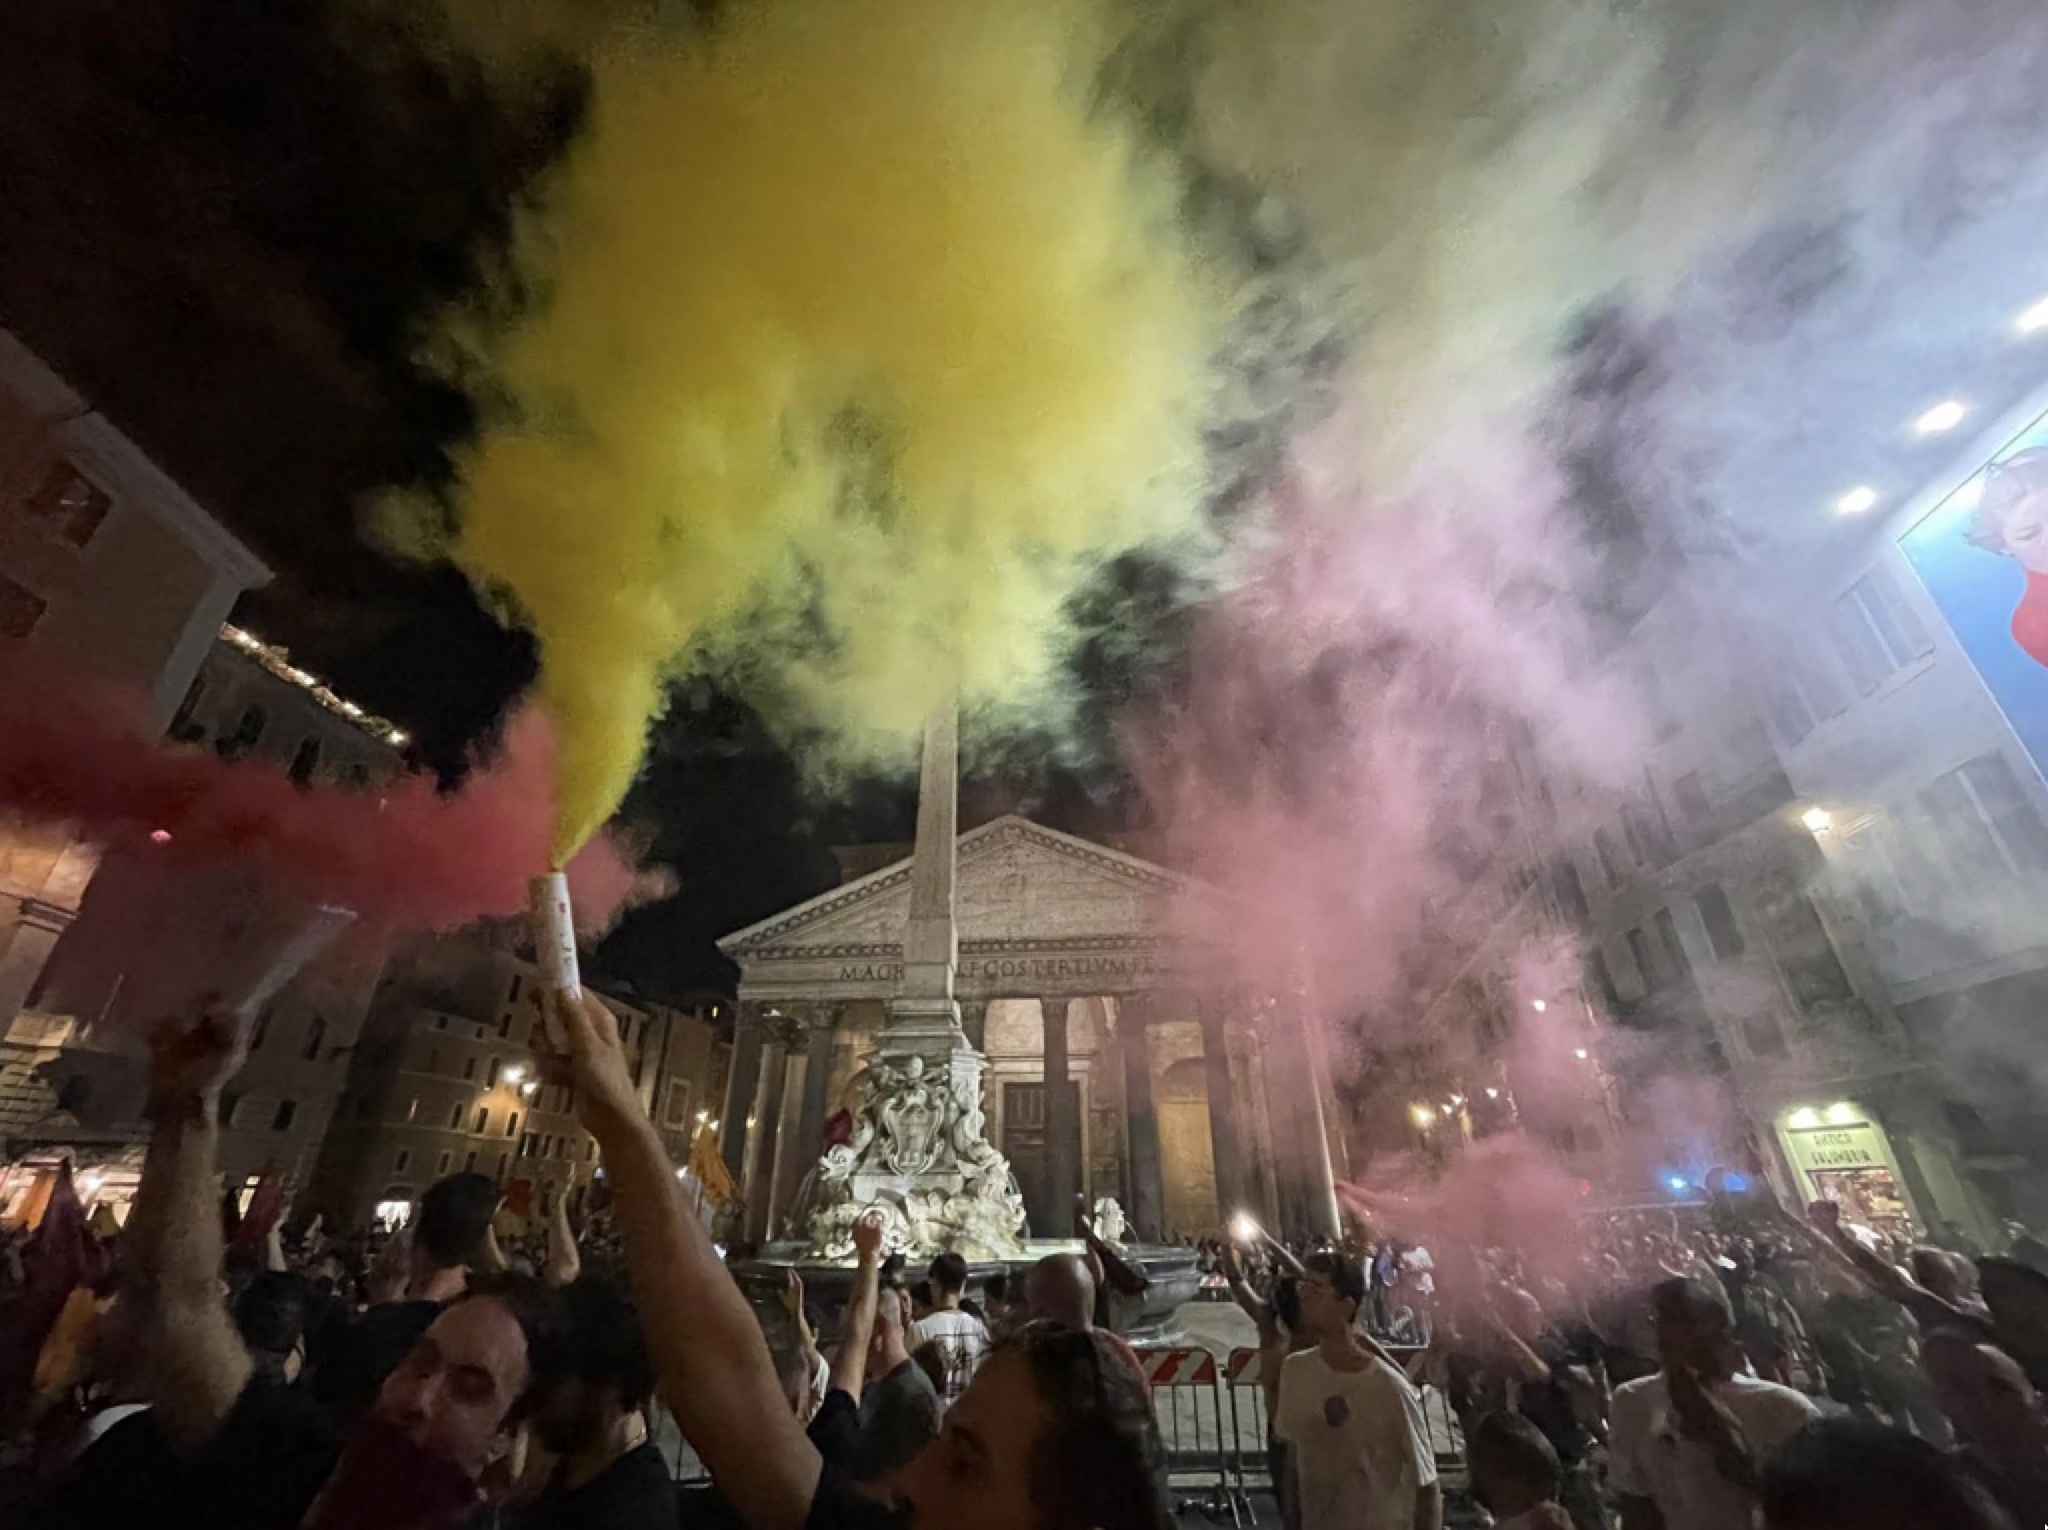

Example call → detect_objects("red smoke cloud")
0 643 656 935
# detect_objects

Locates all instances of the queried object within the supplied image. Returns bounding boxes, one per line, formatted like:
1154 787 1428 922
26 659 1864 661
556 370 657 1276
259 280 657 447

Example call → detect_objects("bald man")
1025 1254 1096 1331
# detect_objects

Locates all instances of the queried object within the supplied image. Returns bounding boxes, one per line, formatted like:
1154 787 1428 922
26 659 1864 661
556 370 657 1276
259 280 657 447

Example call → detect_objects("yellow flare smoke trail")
428 0 1214 862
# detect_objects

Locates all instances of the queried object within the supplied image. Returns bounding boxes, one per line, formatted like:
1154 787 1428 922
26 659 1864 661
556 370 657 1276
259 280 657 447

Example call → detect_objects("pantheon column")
742 1017 796 1243
1042 997 1079 1231
792 1005 841 1171
721 1002 768 1182
1198 998 1247 1221
1118 996 1166 1240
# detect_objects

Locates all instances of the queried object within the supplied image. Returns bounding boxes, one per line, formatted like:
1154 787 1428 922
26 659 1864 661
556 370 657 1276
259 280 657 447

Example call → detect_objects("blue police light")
1663 1173 1691 1196
1719 1172 1750 1195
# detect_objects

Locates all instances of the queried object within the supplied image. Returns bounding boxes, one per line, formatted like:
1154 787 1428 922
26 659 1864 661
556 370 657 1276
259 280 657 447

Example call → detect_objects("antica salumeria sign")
1786 1123 1887 1173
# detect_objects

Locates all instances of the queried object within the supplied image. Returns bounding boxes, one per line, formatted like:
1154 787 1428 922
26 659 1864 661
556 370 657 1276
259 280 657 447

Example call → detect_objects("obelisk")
890 698 963 1037
803 699 1026 1258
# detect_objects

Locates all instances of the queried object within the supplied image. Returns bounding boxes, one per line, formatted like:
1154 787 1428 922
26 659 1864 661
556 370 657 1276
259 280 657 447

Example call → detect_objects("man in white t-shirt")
1273 1251 1441 1530
1609 1276 1821 1530
907 1251 989 1406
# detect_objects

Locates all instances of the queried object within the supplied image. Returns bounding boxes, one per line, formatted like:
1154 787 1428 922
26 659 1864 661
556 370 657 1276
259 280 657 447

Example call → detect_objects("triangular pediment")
718 816 1197 957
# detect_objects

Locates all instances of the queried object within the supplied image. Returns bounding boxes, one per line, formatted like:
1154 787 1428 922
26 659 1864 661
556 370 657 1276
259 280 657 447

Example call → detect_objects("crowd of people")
2 988 2048 1529
1219 1189 2048 1529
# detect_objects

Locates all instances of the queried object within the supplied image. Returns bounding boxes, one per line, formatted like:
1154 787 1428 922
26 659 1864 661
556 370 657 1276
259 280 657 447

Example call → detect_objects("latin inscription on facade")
833 954 1161 984
837 963 905 983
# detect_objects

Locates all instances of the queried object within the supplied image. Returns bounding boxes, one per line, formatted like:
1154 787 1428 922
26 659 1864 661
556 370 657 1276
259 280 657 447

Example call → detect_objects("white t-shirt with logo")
1273 1347 1438 1530
1608 1370 1820 1530
908 1308 990 1404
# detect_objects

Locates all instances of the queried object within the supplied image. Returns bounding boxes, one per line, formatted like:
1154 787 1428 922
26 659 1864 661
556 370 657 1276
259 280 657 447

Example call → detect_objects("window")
27 462 111 545
464 1150 477 1173
1761 889 1855 1011
449 1102 466 1130
1672 772 1713 827
1586 948 1621 1009
425 1047 439 1073
1654 908 1692 982
303 1015 327 1062
216 704 267 760
1695 884 1746 958
499 1014 514 1038
1622 801 1672 869
1845 821 1912 925
249 1006 273 1052
437 1150 453 1175
495 1153 508 1182
1922 752 2048 881
665 1078 694 1129
394 1148 412 1173
1593 827 1626 887
1624 927 1658 993
585 1140 596 1162
167 678 208 743
506 1111 520 1138
1831 570 1933 693
1741 1013 1787 1058
435 1015 449 1031
1765 656 1847 746
474 1106 490 1134
462 1057 476 1081
487 1058 501 1089
0 576 45 639
271 1099 298 1131
1553 858 1590 922
521 1132 536 1159
288 738 322 785
507 975 524 1005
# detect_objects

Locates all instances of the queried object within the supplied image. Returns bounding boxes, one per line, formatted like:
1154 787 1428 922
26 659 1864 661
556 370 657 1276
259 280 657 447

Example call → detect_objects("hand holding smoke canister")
530 873 581 1049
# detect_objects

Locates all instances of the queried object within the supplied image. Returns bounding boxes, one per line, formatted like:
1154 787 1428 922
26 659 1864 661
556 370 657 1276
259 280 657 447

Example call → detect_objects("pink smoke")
0 642 656 935
1130 419 1658 1267
1137 444 1639 1042
1339 1135 1595 1292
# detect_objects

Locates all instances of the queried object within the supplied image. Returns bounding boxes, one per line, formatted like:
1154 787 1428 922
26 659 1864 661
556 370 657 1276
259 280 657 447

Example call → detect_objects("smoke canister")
529 872 581 1049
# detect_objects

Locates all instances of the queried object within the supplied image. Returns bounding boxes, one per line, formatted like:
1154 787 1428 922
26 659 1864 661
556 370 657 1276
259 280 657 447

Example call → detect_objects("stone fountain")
731 702 1197 1338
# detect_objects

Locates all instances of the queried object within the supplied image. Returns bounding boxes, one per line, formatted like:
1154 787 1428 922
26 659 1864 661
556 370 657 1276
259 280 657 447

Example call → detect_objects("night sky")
0 0 1210 998
0 0 792 994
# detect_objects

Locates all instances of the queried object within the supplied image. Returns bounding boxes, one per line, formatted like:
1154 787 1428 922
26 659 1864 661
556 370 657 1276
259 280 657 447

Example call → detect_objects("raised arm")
128 1007 254 1451
1222 1244 1273 1333
550 990 820 1530
828 1218 884 1399
542 1194 581 1289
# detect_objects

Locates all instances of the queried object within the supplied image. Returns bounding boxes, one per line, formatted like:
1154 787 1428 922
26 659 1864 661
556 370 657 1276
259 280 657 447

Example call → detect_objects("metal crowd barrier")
1222 1346 1269 1502
1136 1344 1246 1525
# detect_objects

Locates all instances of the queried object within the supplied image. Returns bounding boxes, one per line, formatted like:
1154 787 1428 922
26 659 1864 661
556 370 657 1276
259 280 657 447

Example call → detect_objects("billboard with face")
1897 410 2048 781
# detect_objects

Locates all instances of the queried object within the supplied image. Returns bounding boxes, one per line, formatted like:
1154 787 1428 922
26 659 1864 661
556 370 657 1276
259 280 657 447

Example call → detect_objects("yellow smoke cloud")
421 0 1215 862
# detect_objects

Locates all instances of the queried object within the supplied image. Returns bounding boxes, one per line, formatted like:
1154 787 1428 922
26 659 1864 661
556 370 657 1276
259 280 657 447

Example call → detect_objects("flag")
689 1125 740 1207
1 1162 87 1404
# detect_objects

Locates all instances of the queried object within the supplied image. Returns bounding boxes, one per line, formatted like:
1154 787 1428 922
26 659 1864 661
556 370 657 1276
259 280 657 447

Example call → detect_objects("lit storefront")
1772 1100 1918 1242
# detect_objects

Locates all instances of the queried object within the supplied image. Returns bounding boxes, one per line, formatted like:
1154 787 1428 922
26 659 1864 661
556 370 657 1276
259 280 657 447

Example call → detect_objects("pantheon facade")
717 816 1341 1246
